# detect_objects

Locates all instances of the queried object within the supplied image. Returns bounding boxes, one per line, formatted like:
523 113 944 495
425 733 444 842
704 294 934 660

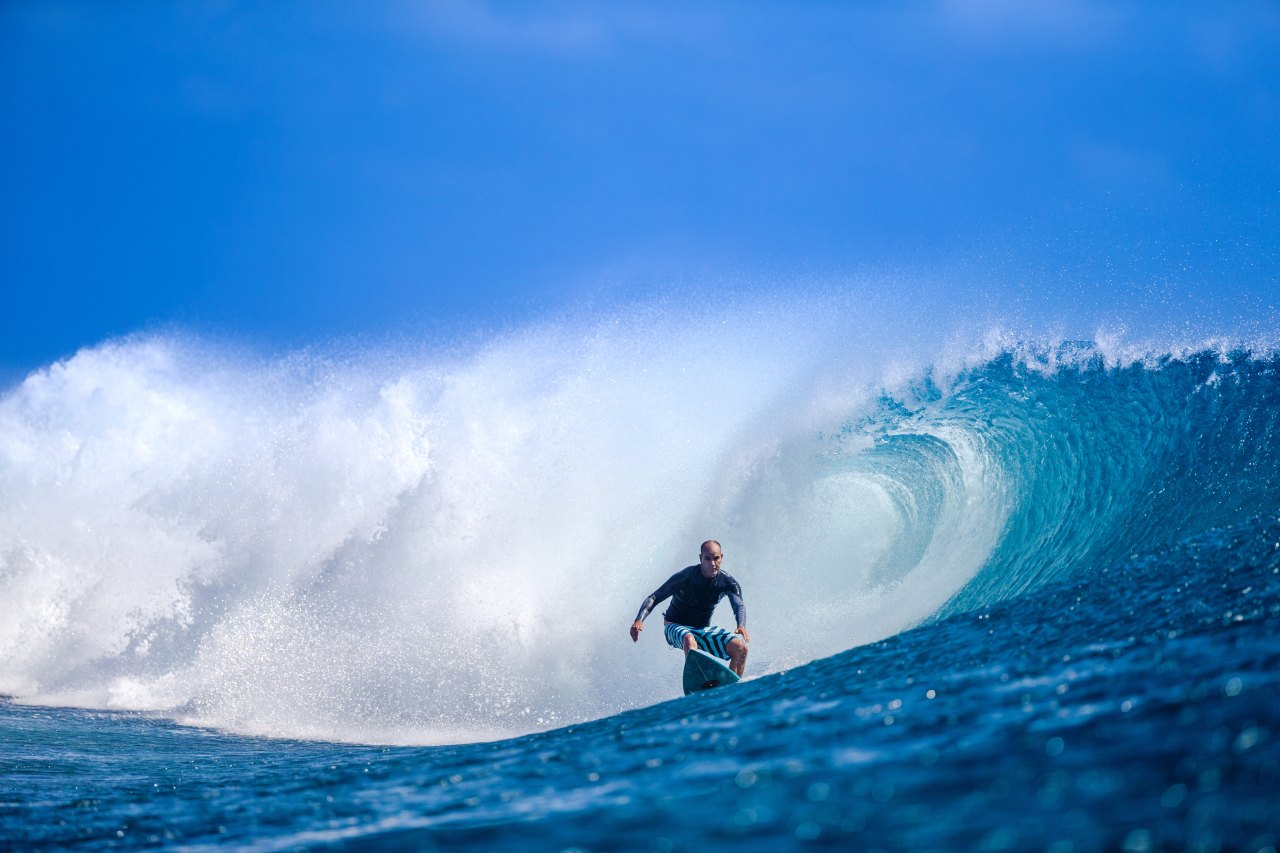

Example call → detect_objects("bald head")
698 540 723 578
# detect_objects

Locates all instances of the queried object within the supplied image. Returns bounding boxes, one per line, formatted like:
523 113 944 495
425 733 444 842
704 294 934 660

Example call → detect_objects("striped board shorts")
664 623 739 661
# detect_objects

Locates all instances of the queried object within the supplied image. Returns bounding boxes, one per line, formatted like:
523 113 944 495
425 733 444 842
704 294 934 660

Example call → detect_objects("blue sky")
2 1 1278 378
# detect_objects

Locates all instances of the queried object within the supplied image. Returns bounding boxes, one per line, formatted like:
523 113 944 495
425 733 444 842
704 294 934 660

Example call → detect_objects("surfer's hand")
735 626 750 644
630 620 644 642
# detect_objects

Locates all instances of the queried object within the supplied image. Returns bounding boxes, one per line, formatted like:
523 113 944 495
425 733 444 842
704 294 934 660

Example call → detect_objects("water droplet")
1122 828 1152 851
1234 727 1262 752
1160 783 1186 808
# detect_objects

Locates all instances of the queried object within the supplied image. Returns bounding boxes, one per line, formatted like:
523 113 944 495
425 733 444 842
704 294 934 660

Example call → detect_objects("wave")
0 305 1276 744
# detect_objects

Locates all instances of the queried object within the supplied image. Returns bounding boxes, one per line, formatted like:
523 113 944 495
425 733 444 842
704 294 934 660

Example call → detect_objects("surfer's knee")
728 638 748 661
682 635 698 652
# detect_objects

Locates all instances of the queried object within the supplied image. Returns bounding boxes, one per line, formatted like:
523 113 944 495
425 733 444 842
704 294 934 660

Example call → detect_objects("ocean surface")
2 313 1279 850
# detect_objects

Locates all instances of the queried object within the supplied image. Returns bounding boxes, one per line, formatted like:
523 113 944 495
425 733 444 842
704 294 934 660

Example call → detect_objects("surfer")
629 540 750 676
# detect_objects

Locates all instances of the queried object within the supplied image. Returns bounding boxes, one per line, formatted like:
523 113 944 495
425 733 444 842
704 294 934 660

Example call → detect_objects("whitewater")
2 298 1278 850
0 300 1022 742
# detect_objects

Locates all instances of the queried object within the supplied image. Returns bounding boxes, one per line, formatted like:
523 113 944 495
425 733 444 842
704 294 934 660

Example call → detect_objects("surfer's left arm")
727 579 749 643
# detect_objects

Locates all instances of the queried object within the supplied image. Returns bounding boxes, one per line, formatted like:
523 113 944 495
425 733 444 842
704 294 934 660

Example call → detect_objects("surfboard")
682 648 740 695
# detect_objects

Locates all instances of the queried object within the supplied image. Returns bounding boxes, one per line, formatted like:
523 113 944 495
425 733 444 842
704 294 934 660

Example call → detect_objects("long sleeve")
635 570 686 623
726 577 746 627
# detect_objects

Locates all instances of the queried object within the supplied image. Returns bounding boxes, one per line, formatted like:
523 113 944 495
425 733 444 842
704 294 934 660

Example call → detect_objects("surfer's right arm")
630 570 685 642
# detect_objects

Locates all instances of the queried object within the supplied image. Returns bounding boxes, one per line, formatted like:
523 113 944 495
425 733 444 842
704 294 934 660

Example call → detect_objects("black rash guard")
635 565 746 629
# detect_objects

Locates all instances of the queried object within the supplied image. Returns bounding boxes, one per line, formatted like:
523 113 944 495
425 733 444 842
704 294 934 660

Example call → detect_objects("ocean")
2 308 1278 850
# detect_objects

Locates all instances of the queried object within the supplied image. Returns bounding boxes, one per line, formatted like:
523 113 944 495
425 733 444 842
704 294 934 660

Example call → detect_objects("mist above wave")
0 299 1274 744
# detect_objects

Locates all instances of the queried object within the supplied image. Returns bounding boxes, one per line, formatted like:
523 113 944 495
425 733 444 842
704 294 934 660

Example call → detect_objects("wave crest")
1 318 1276 744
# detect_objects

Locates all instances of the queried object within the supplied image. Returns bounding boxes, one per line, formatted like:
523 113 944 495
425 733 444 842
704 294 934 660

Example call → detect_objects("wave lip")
933 346 1280 613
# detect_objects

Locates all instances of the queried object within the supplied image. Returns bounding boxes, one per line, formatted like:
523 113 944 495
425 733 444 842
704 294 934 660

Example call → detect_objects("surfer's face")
699 547 723 578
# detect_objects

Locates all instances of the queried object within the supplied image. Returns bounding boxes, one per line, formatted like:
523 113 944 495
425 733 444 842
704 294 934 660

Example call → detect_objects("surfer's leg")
664 622 697 655
726 637 748 676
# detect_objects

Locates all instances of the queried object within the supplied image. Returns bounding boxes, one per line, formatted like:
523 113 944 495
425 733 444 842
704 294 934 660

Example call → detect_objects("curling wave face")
0 305 1276 745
